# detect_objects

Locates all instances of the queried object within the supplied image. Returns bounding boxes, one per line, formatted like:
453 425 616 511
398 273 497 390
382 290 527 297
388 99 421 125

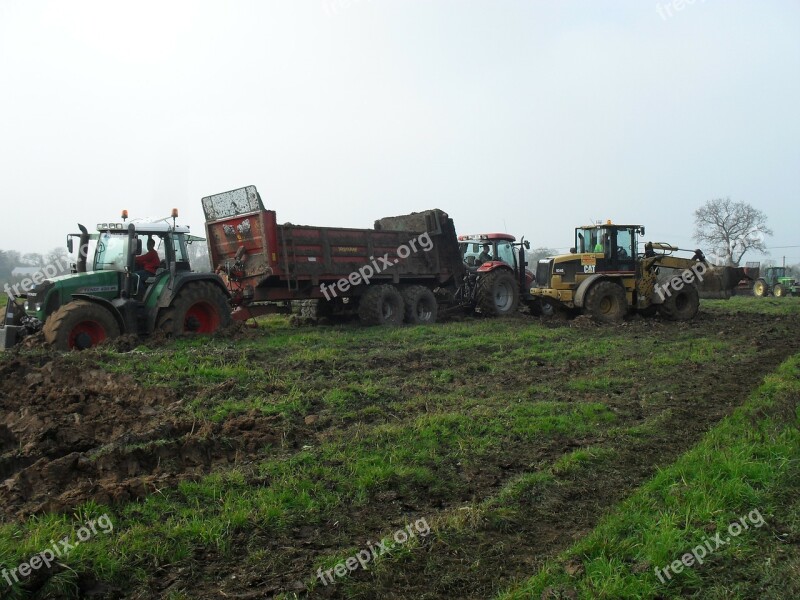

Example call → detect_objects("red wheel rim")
184 301 220 333
68 320 107 350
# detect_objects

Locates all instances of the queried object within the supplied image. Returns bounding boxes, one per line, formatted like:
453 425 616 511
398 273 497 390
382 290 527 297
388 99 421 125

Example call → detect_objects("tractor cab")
459 233 520 270
573 223 644 275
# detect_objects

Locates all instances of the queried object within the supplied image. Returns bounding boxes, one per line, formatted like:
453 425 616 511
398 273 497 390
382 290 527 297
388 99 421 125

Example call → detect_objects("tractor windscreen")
95 233 129 271
201 185 264 221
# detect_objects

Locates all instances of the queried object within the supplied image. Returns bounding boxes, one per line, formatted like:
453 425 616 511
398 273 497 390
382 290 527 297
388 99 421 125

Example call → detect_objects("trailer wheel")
773 283 786 298
358 285 404 326
299 299 333 320
157 282 232 335
476 270 519 316
753 279 768 297
401 285 438 324
658 284 699 321
43 300 120 351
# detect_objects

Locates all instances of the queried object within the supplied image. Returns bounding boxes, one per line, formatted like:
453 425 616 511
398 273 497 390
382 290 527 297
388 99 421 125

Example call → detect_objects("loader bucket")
697 265 747 299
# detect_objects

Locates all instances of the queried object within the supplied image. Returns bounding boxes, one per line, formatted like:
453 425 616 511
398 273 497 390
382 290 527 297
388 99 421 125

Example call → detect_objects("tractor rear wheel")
401 285 438 324
358 285 404 326
157 282 231 336
658 284 699 321
476 270 519 316
584 281 627 323
753 279 768 297
43 300 120 351
773 283 786 298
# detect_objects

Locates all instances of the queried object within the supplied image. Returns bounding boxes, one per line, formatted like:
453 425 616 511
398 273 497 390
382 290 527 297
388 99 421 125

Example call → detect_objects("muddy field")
1 301 799 599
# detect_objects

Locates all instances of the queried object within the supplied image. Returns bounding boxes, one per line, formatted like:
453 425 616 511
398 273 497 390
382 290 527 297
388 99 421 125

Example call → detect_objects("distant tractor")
529 221 747 323
458 234 533 316
1 213 231 350
753 266 799 297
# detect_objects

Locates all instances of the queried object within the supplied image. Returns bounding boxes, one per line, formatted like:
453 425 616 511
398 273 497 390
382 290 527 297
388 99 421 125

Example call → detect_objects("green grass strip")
496 353 800 600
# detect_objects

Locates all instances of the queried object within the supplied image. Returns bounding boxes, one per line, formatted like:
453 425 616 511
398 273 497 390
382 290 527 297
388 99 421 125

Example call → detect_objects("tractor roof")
96 221 192 234
458 233 517 242
577 223 642 230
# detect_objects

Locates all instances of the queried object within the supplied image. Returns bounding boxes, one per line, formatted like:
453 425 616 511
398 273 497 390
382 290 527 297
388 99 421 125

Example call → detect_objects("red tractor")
458 233 534 316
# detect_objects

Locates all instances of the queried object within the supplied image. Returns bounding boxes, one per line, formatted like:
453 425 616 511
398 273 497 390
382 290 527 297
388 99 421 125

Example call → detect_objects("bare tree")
693 198 772 266
527 246 559 264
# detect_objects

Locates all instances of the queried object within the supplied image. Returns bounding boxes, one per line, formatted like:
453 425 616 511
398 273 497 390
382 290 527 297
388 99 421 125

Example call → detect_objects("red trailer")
202 186 466 325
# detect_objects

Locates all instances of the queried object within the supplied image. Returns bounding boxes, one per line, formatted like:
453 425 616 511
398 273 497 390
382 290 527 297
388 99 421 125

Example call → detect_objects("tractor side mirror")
67 237 73 254
524 240 530 250
135 239 143 256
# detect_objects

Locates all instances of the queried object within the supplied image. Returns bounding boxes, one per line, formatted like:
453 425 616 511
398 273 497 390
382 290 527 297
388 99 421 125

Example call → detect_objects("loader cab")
574 224 643 274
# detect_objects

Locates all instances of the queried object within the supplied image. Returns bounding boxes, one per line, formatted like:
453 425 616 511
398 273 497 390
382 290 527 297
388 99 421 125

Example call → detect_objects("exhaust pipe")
77 224 89 273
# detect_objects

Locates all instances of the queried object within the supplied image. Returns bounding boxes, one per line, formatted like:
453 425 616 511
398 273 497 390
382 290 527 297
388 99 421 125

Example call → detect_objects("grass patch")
497 353 800 600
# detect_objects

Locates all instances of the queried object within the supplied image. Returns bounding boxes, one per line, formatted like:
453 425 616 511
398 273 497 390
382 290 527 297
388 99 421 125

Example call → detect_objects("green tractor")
753 266 799 298
1 214 232 350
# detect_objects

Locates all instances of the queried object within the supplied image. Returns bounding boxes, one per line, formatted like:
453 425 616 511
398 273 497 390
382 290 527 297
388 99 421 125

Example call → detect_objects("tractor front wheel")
157 282 232 336
773 283 786 298
43 300 120 351
584 281 627 323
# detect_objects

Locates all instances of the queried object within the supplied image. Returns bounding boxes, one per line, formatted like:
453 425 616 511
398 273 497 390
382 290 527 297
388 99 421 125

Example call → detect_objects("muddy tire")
299 299 333 320
529 298 556 318
476 270 519 316
753 279 768 297
584 281 627 323
773 283 786 298
43 300 120 351
157 281 231 335
358 285 404 326
401 285 438 324
658 284 699 321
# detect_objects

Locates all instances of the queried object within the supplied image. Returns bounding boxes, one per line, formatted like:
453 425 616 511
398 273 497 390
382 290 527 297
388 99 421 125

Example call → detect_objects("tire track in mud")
150 311 800 600
0 356 301 520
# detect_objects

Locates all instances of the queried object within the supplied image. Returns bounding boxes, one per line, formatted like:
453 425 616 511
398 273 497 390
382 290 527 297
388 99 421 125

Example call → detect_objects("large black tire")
43 300 120 351
773 283 786 298
358 285 404 326
156 281 232 335
476 270 519 316
584 281 627 323
658 284 700 321
753 279 768 297
401 285 438 324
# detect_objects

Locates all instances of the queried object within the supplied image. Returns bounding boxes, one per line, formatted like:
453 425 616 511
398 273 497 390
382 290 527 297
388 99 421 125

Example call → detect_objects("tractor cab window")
615 228 635 260
94 233 129 271
495 241 516 267
170 233 191 271
461 242 486 267
576 228 600 254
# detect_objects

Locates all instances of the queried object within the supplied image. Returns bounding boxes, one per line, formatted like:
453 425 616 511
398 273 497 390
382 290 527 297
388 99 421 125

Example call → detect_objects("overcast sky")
1 0 798 263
